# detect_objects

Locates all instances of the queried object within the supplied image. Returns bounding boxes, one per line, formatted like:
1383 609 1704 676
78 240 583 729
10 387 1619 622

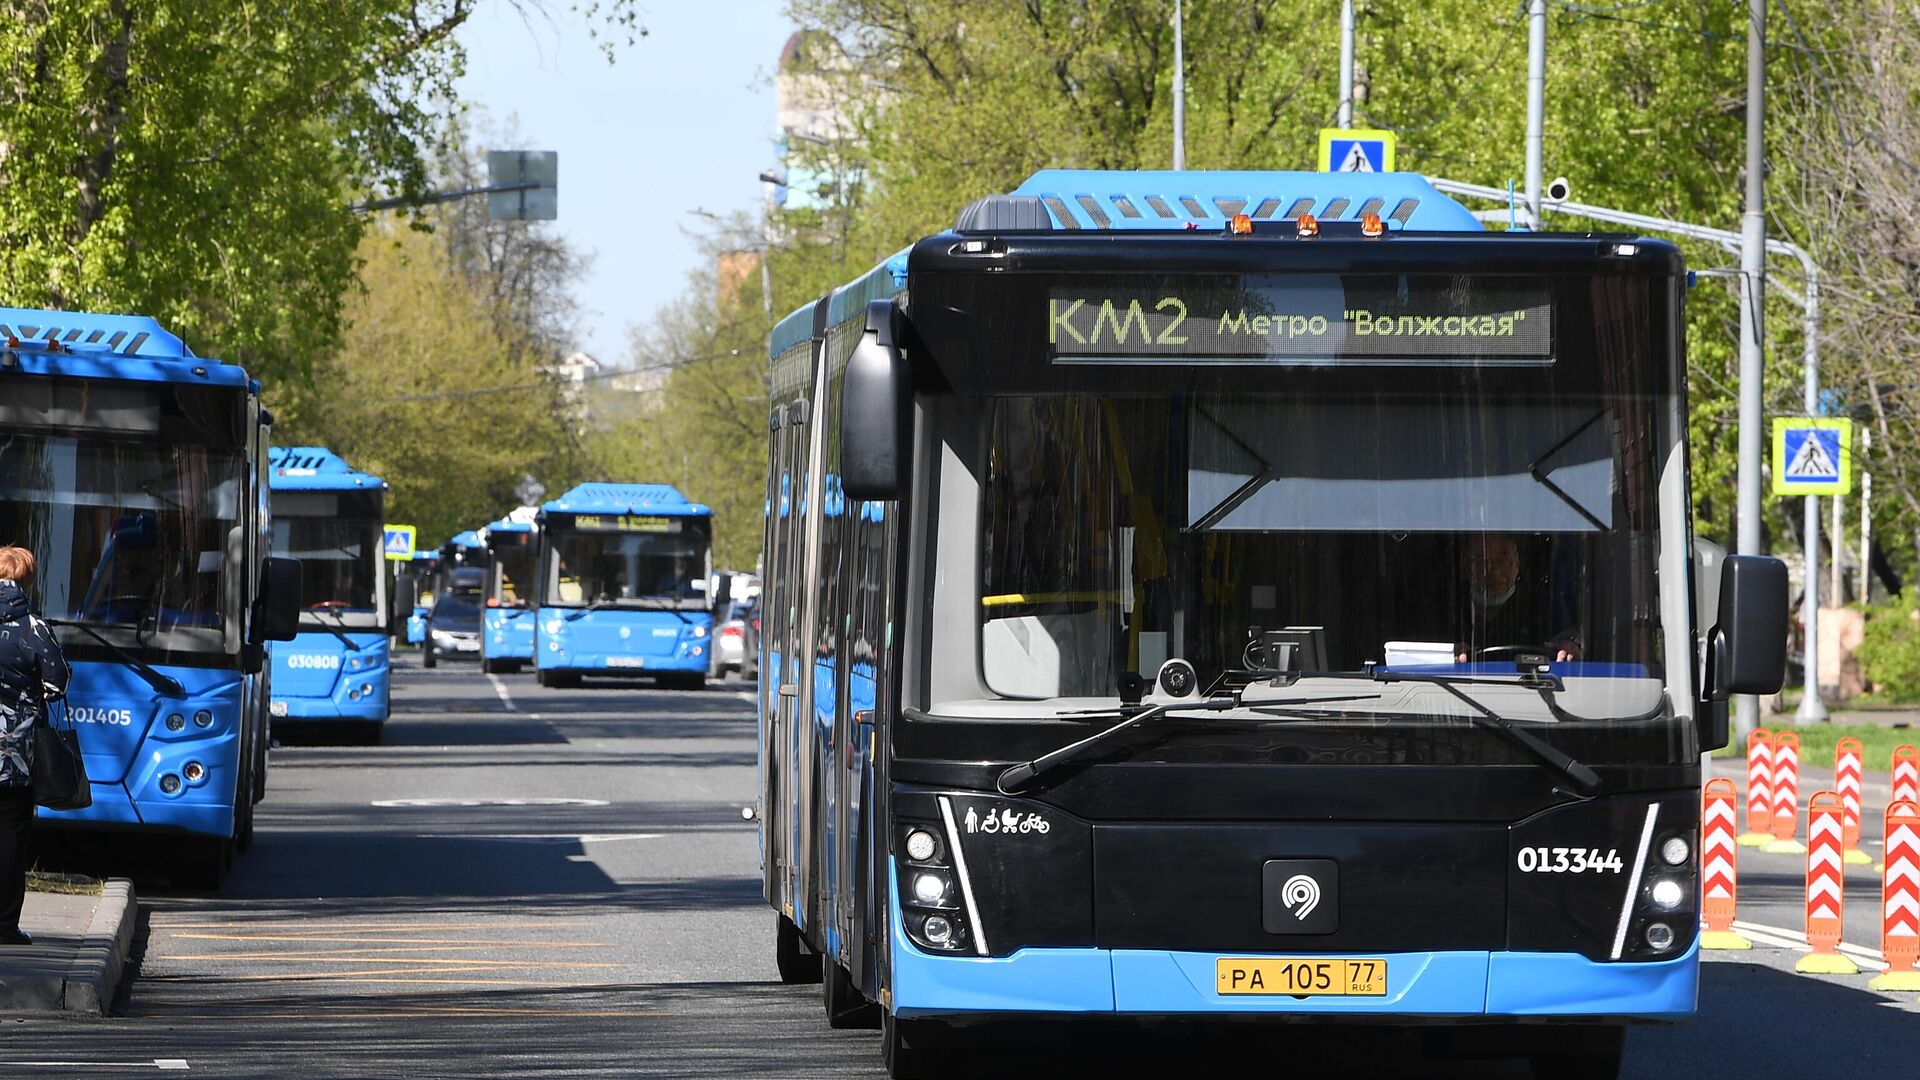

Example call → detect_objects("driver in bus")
1453 533 1582 664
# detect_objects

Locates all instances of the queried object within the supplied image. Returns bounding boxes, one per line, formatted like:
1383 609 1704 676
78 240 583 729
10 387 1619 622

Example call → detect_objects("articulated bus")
532 484 721 690
757 171 1789 1078
480 507 539 674
0 307 300 887
267 447 392 742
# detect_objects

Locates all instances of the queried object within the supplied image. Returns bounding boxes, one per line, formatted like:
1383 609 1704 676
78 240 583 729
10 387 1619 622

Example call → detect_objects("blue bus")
0 306 301 887
398 549 439 645
757 171 1790 1078
480 508 539 675
532 484 722 690
267 447 392 743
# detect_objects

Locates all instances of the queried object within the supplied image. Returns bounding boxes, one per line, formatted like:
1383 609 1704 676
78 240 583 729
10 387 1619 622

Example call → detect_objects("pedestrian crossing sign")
1772 418 1851 496
382 524 417 561
1317 128 1396 173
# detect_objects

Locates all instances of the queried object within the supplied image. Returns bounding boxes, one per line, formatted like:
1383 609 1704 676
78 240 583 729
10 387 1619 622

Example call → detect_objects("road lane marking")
0 1062 190 1071
487 673 517 711
371 797 610 808
162 955 617 969
168 933 610 946
1729 918 1888 969
413 832 662 843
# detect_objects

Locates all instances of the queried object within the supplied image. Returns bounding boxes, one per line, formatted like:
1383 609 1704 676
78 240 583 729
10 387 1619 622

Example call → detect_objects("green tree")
0 1 643 384
272 222 583 545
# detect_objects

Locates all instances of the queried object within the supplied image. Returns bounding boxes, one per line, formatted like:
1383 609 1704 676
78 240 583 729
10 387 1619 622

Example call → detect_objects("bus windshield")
271 491 382 614
490 541 536 608
0 434 244 661
545 523 711 609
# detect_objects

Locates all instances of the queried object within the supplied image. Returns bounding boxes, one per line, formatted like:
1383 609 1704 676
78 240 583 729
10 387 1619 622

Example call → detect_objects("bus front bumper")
889 888 1697 1021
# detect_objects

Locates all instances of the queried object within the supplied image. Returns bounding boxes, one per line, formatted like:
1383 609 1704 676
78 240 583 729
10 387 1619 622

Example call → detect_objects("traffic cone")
1701 779 1751 950
1796 791 1860 975
1765 731 1806 855
1869 799 1920 992
1836 737 1873 866
1739 728 1775 847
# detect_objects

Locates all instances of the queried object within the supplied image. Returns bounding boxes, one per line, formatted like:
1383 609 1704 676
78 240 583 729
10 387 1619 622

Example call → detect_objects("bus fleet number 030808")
1515 847 1625 874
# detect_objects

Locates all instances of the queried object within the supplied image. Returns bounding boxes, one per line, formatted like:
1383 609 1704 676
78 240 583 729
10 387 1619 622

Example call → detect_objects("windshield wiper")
997 696 1241 794
1368 669 1600 793
306 607 364 651
564 600 616 621
44 618 185 697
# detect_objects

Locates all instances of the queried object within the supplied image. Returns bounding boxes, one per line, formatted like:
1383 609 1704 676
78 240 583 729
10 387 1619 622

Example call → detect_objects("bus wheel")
235 789 256 852
185 837 230 891
882 1010 941 1079
823 960 880 1029
1529 1026 1625 1080
774 913 822 984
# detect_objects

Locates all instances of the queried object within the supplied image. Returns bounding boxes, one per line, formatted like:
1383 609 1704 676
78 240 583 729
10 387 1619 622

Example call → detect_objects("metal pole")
1736 0 1770 733
1338 0 1356 129
1861 431 1873 605
1832 486 1844 606
1525 0 1547 227
1172 0 1186 170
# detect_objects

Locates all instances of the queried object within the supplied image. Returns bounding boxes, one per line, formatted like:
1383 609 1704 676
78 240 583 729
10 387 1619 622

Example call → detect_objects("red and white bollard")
1836 736 1872 866
1797 791 1859 974
1701 778 1750 950
1766 731 1806 855
1870 799 1920 992
1894 746 1920 806
1879 746 1916 875
1740 728 1775 847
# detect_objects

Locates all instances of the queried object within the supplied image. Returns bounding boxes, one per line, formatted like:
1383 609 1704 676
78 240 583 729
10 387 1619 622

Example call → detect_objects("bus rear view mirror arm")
841 300 911 502
1705 555 1788 700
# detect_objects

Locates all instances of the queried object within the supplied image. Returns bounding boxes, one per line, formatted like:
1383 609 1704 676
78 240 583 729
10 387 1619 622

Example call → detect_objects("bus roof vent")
954 194 1054 233
543 482 714 518
1007 170 1484 233
0 307 197 360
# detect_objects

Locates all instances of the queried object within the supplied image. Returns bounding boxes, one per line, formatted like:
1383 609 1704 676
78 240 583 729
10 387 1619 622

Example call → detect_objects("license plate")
606 656 646 668
1216 957 1387 996
269 700 288 717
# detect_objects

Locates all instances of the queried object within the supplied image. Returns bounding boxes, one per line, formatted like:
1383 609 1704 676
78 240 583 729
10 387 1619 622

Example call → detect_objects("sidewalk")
0 879 139 1015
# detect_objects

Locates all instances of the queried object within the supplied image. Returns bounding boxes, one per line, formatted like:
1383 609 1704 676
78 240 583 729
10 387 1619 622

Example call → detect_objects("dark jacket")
0 579 70 788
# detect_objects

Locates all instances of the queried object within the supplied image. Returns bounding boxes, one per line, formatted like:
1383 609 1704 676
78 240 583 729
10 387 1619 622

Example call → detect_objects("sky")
454 2 797 365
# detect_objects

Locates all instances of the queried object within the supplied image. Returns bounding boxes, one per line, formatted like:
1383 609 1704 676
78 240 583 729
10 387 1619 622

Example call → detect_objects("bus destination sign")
1046 278 1552 366
571 514 678 533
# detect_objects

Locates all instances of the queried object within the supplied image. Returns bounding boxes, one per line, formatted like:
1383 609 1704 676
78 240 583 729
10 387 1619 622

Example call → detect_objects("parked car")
714 595 759 679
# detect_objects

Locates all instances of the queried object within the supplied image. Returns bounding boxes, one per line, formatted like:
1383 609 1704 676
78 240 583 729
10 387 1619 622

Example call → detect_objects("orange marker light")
1361 212 1386 237
1295 214 1320 239
1229 213 1254 235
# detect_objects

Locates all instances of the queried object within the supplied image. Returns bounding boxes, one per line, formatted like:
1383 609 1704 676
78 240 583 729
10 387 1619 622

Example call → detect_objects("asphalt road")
3 663 1917 1078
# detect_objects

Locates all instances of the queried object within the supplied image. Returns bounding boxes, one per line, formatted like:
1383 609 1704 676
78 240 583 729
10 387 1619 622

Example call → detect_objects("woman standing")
0 546 69 946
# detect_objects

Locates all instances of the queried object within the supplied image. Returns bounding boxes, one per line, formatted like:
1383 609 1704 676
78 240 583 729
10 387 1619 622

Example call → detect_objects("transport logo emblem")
1281 874 1321 920
1262 859 1339 934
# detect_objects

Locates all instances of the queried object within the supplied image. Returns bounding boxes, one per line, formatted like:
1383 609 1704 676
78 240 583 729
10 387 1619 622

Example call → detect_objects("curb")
63 878 138 1015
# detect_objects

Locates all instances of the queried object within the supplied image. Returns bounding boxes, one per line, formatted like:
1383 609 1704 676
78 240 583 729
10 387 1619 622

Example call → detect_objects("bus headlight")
183 761 206 783
1644 922 1676 951
912 873 948 904
692 625 708 639
193 710 214 728
165 713 186 731
905 829 938 861
346 655 364 671
922 915 954 946
159 774 182 794
1649 878 1685 910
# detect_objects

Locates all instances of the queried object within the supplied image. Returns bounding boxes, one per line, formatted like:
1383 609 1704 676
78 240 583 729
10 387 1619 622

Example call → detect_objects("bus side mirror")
711 573 732 614
842 300 910 502
1705 555 1788 701
252 557 303 644
394 576 418 635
